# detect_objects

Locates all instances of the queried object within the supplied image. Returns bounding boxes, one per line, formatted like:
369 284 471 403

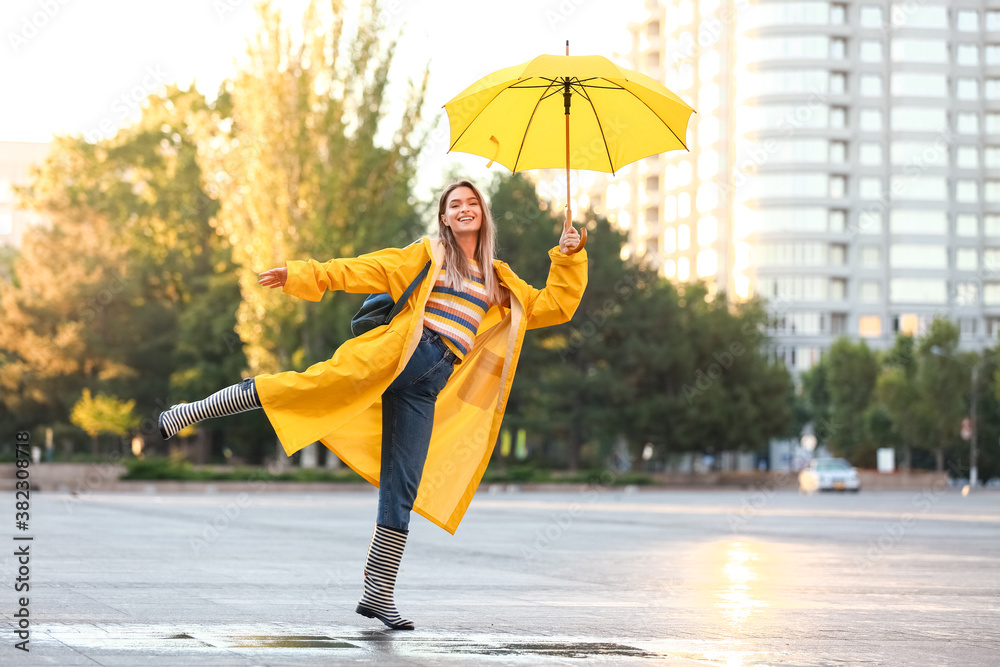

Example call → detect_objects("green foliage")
121 457 364 482
70 389 139 438
489 173 793 470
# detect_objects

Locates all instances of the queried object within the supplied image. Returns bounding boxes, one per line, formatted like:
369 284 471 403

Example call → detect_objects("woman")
158 180 587 630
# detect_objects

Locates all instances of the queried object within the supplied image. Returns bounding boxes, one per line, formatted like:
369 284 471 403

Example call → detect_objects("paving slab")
2 487 999 665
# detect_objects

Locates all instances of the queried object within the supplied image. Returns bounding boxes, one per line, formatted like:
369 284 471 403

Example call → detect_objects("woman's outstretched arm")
258 267 287 289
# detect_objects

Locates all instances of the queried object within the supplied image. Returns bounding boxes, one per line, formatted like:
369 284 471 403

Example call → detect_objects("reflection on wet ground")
33 624 771 664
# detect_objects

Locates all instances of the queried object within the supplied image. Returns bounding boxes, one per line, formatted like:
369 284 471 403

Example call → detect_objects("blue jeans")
377 327 459 531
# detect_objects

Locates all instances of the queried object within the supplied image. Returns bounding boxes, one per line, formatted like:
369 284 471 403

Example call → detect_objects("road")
2 485 998 665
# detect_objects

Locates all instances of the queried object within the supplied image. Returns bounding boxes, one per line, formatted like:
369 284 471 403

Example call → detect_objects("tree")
200 0 430 377
824 338 879 462
70 389 140 455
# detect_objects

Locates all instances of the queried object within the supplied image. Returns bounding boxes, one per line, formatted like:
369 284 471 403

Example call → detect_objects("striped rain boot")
158 378 261 439
355 523 415 630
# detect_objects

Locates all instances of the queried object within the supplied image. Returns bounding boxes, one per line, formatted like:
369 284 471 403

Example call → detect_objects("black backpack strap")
386 261 431 323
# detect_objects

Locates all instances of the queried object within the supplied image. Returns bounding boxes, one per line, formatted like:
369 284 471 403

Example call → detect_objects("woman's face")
442 186 482 236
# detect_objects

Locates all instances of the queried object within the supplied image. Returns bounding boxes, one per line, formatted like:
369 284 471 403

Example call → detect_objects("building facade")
576 0 1000 371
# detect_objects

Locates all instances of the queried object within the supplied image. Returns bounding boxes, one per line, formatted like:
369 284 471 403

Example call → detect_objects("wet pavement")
2 485 998 665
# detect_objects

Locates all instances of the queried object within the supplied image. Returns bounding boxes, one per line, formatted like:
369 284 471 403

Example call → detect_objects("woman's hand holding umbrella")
559 225 582 255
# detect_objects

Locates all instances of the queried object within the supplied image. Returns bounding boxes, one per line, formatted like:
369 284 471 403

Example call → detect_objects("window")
987 182 1000 203
860 6 882 28
831 3 846 24
860 40 882 62
890 279 948 303
0 213 12 235
831 106 847 128
959 317 977 337
856 210 881 233
830 141 847 163
860 109 882 131
892 73 947 97
747 2 830 28
831 313 847 334
958 79 979 101
830 209 847 232
859 315 882 338
889 4 946 30
987 80 1000 100
830 175 846 198
861 281 881 303
889 176 947 201
755 242 827 267
698 117 719 147
860 143 882 165
755 207 828 233
678 224 691 250
956 248 978 270
958 113 980 135
700 52 719 81
646 175 660 193
648 20 661 38
859 177 882 199
892 108 946 132
647 51 661 69
959 44 980 66
957 146 979 169
890 209 948 234
698 153 719 185
679 192 691 217
753 69 830 94
987 215 1000 236
890 245 947 269
699 84 719 111
696 249 717 277
957 180 979 203
957 10 979 32
861 246 880 267
830 244 846 265
830 278 847 300
986 284 1000 305
891 39 948 63
956 214 978 237
987 45 1000 65
678 257 690 281
986 147 1000 168
664 227 677 253
697 216 717 245
956 283 979 306
891 141 947 167
830 72 846 94
645 206 660 224
989 11 1000 31
860 74 882 96
830 37 846 59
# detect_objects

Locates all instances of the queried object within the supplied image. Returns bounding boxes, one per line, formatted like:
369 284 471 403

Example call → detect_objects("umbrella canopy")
444 53 696 175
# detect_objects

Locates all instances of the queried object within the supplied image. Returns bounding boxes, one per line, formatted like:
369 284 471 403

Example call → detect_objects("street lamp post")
930 347 993 489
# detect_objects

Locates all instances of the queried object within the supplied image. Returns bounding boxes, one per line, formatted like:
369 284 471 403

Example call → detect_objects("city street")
2 486 998 665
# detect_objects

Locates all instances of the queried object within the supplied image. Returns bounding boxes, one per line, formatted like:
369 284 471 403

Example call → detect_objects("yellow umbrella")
444 43 696 253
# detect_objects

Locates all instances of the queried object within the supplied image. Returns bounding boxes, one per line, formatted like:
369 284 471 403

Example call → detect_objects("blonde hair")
436 180 508 306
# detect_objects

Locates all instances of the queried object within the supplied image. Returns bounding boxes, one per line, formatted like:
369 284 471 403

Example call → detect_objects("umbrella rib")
575 84 616 174
512 79 562 173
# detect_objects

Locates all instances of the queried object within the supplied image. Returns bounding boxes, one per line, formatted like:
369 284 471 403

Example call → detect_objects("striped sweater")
423 260 488 359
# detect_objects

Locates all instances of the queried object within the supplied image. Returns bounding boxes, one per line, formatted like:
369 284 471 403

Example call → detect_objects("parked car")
799 458 860 493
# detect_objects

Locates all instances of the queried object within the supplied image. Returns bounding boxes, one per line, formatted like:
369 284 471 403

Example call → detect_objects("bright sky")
0 0 644 198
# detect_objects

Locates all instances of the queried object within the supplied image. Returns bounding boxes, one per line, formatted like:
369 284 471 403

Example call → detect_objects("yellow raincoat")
254 237 588 534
